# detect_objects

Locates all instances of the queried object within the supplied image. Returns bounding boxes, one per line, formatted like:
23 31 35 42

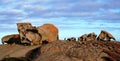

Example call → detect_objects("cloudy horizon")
0 0 120 43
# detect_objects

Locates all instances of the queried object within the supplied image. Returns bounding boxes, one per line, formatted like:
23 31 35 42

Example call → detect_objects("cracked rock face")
16 23 59 45
97 30 116 41
0 39 120 61
34 41 106 61
0 23 119 61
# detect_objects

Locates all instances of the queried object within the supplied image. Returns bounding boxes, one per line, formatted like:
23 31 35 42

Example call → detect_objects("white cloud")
0 0 120 40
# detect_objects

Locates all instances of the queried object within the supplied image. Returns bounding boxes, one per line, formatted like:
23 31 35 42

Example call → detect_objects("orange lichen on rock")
37 23 59 43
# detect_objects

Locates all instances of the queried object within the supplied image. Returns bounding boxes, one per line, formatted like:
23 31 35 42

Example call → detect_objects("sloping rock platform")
0 40 120 61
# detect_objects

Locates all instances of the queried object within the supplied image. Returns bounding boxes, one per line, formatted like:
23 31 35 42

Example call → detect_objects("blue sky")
0 0 120 43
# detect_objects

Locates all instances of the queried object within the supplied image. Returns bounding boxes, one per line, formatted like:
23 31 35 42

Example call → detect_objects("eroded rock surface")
37 23 59 43
0 40 120 61
0 23 119 61
1 34 20 44
97 30 116 41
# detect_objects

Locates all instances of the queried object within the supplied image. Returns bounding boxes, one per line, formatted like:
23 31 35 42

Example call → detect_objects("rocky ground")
0 40 120 61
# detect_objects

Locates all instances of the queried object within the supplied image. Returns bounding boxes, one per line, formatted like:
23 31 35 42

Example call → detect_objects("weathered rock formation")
16 23 59 45
17 23 37 45
97 30 116 41
25 30 42 45
87 32 97 41
1 39 120 61
78 32 97 45
1 23 119 61
1 34 20 44
66 37 76 42
37 24 59 43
